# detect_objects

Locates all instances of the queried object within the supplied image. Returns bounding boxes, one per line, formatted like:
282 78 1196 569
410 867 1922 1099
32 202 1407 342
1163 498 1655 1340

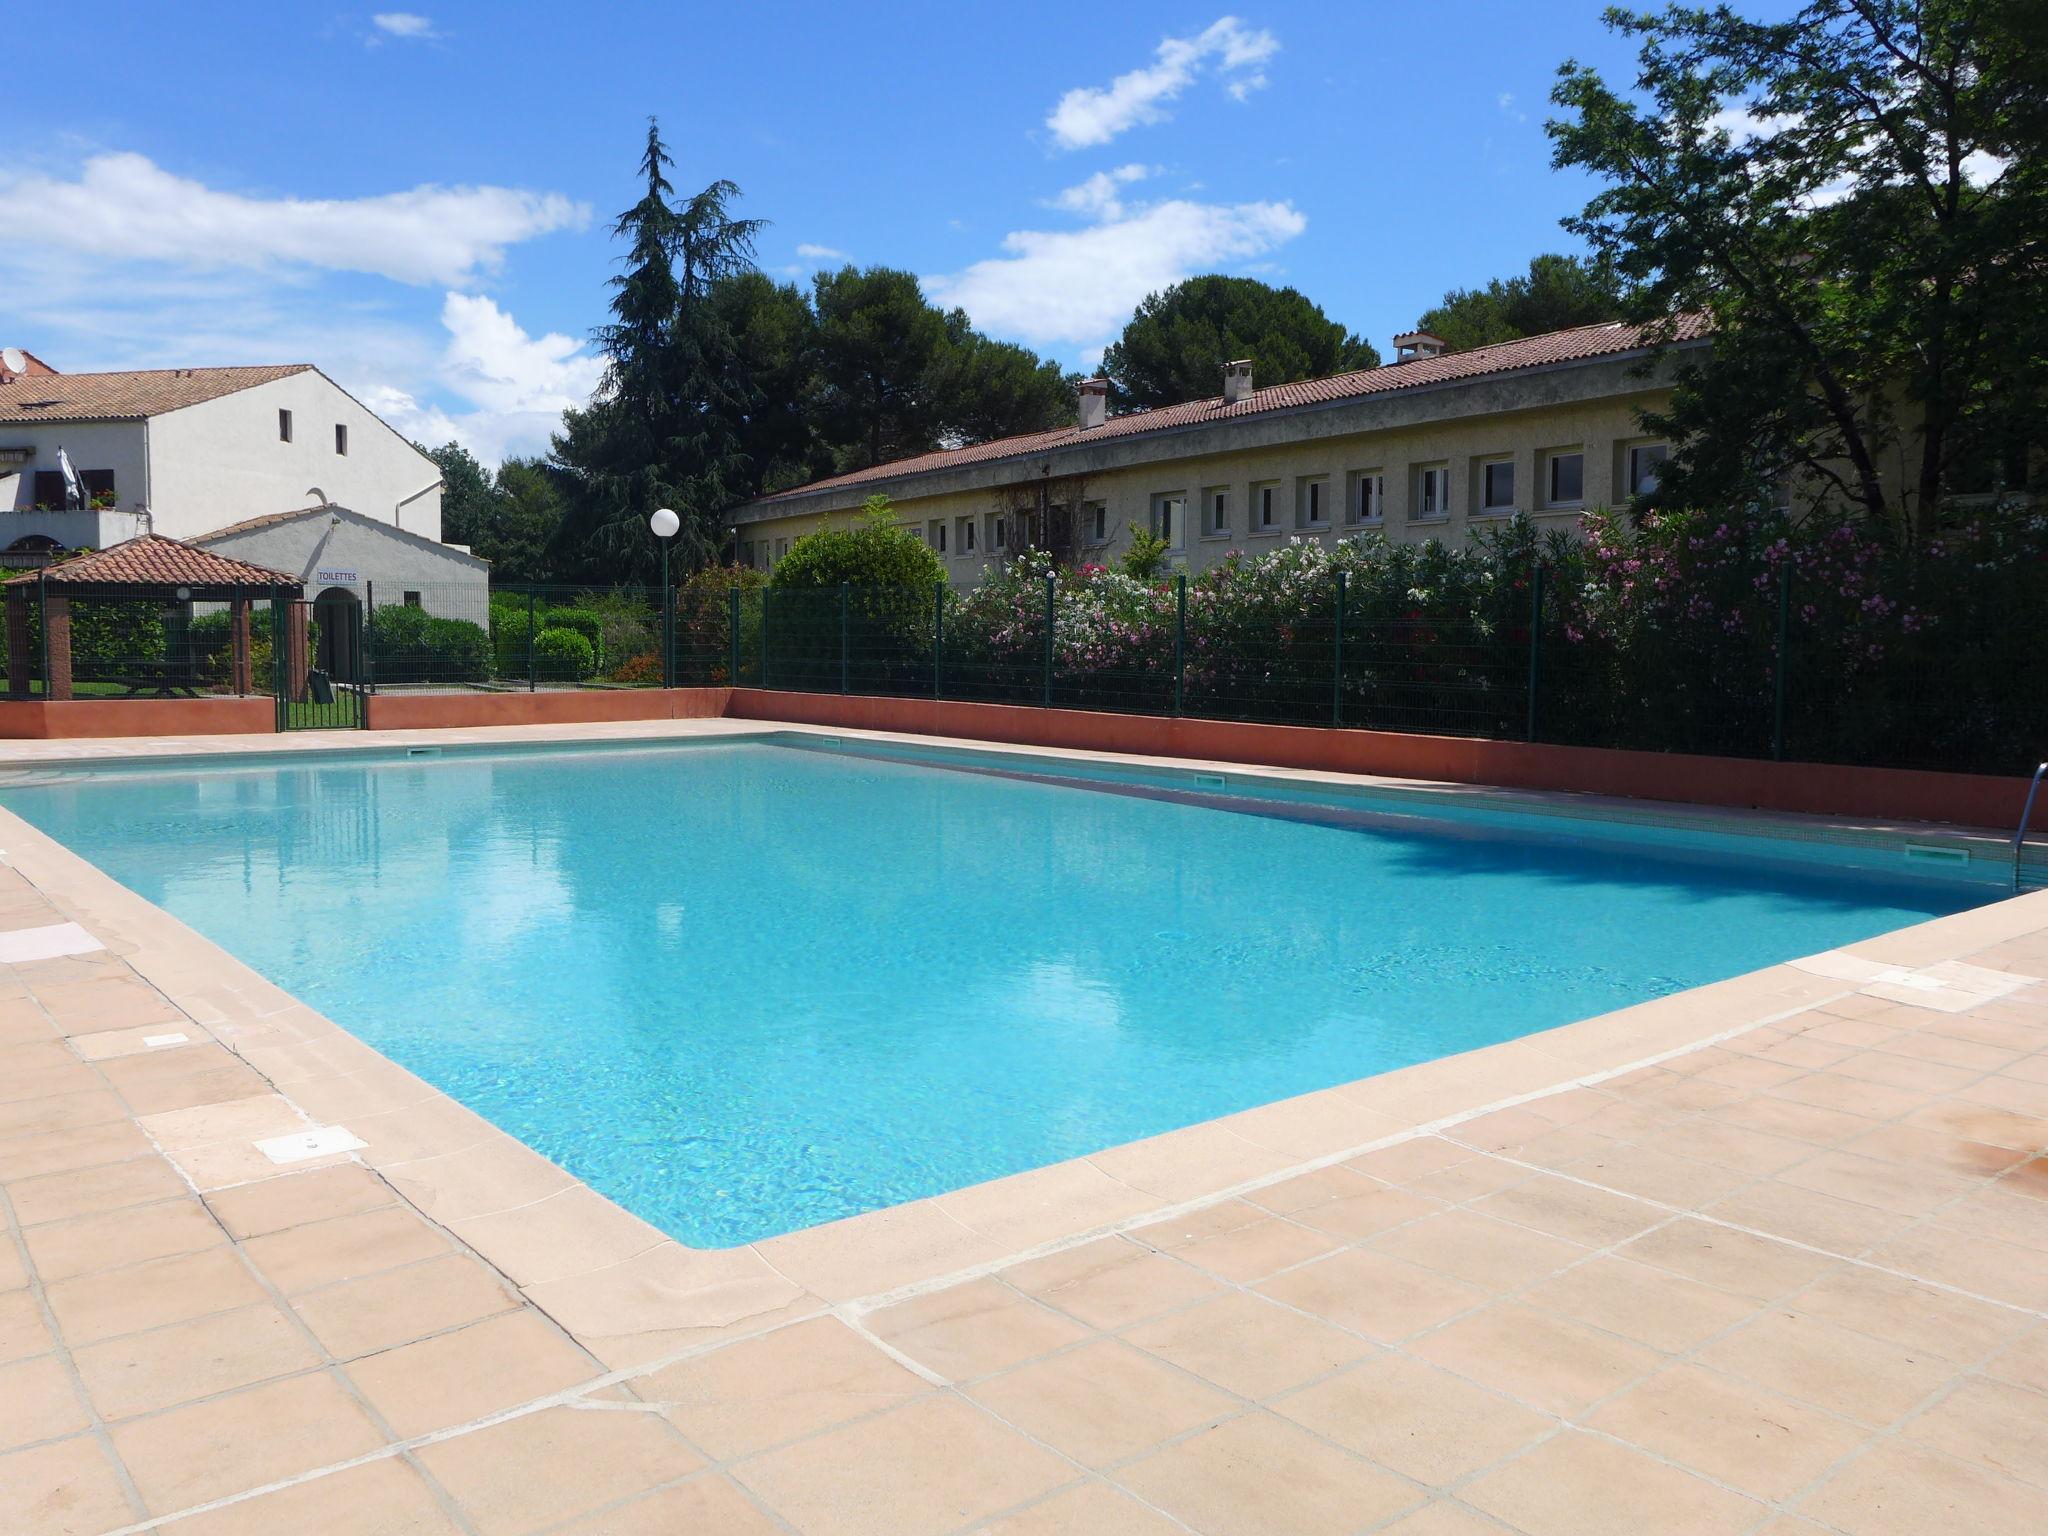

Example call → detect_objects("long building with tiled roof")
729 316 1712 582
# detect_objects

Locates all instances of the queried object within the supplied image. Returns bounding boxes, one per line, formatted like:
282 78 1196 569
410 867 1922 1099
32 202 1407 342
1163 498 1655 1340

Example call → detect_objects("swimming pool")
0 737 1997 1246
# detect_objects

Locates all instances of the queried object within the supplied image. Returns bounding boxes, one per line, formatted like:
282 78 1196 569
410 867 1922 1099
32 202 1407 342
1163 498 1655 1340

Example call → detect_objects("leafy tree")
1417 254 1626 351
1101 276 1380 410
427 443 495 548
812 266 955 470
487 458 570 583
552 119 764 577
932 334 1075 445
1550 0 2047 539
710 271 828 497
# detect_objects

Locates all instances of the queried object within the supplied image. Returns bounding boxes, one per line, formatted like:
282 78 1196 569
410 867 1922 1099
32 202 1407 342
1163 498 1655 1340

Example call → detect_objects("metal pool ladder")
2016 761 2048 889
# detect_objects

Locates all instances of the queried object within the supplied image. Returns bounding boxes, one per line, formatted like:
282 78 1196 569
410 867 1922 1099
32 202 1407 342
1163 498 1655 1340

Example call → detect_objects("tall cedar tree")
1101 276 1380 411
552 121 762 578
1551 0 2047 540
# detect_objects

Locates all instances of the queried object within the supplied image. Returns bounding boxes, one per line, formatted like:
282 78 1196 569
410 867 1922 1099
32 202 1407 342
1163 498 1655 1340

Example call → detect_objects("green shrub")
533 625 594 680
539 607 603 649
367 603 490 685
765 496 942 689
678 565 766 684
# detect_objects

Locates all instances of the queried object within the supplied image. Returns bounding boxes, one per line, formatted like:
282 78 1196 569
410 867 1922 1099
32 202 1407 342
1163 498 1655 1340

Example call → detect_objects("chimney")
1076 377 1108 430
1391 331 1448 364
1222 359 1253 405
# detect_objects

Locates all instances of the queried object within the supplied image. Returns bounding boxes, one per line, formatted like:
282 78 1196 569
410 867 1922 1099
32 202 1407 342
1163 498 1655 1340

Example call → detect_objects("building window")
32 468 115 508
1203 486 1229 536
1085 501 1107 543
403 591 422 608
278 408 293 443
1628 442 1670 496
1412 464 1448 519
1545 450 1585 507
992 515 1007 550
334 423 349 455
1480 459 1517 513
1297 477 1328 528
774 538 788 562
959 517 976 553
1349 471 1384 524
931 521 947 553
740 540 755 567
1150 493 1186 549
1256 483 1278 529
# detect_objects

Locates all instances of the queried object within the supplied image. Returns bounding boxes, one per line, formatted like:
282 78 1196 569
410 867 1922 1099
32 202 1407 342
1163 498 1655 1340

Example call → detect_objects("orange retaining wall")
727 689 2031 830
363 687 730 731
0 697 277 739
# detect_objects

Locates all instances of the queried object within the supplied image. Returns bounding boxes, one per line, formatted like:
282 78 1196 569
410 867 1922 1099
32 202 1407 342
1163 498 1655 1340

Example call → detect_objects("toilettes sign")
314 568 359 586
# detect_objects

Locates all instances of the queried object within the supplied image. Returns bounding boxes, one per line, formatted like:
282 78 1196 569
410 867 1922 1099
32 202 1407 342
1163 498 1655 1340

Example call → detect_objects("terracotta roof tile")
0 365 312 424
5 535 297 590
743 316 1710 509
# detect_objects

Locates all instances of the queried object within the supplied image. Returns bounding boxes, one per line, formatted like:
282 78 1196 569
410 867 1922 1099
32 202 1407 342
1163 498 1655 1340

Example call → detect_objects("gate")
273 594 365 730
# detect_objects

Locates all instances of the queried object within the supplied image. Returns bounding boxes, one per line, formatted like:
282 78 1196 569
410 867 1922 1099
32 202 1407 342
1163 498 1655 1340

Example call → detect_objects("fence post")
662 567 675 690
362 581 375 695
932 580 944 700
1772 562 1791 762
761 590 772 689
1173 573 1187 717
1042 573 1055 708
839 582 850 694
1525 560 1545 743
1331 570 1347 728
270 591 285 731
36 572 47 698
525 589 537 692
728 585 741 687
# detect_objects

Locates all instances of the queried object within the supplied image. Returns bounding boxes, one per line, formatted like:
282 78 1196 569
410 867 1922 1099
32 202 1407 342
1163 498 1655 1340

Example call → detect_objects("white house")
0 351 445 552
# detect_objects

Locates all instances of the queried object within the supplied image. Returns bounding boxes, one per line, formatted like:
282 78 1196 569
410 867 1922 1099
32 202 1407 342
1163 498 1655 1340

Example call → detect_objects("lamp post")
649 508 680 688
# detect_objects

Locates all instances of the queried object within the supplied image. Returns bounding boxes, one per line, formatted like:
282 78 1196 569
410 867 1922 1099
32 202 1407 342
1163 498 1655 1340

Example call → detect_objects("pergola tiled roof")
738 315 1713 511
4 534 297 595
0 365 311 425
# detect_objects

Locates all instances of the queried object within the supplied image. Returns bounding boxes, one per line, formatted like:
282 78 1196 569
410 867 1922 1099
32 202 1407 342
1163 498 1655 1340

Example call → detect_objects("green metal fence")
721 567 2048 778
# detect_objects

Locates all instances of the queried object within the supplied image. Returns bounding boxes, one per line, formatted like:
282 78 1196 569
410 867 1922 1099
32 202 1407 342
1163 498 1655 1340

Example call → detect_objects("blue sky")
4 2 1689 465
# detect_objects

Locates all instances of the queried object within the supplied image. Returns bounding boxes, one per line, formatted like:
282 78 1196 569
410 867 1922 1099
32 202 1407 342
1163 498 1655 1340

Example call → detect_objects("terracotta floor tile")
1156 1213 1339 1283
112 1369 390 1515
241 1205 451 1294
1000 1240 1223 1330
1586 1361 1866 1500
46 1246 270 1346
1116 1412 1418 1536
202 1164 398 1240
7 1154 187 1227
1344 1134 1477 1186
293 1252 519 1361
73 1301 319 1422
1699 1308 1955 1425
0 1434 141 1536
1276 1353 1551 1486
113 1061 272 1117
1787 1266 2031 1363
1463 1431 1764 1536
1937 1185 2048 1253
970 1338 1234 1469
1561 1143 1754 1209
1800 1438 2048 1536
1866 1223 2048 1310
1471 1173 1664 1248
1520 1255 1758 1354
1412 1301 1661 1417
416 1404 701 1536
1287 1183 1443 1243
733 1394 1073 1536
24 1196 225 1283
642 1315 928 1462
864 1278 1087 1383
1243 1163 1385 1216
0 1119 154 1182
0 1354 89 1451
346 1310 602 1439
1985 1327 2048 1391
1704 1179 1916 1255
157 1455 463 1536
1124 1291 1372 1400
1905 1375 2048 1486
1710 1093 1876 1147
0 1289 52 1365
1255 1247 1490 1343
1403 1154 1536 1204
1901 1100 2048 1153
1839 1122 2026 1179
1617 1217 1837 1300
1374 1502 1520 1536
1641 1118 1817 1177
1368 1209 1589 1293
974 1481 1186 1535
550 1473 787 1535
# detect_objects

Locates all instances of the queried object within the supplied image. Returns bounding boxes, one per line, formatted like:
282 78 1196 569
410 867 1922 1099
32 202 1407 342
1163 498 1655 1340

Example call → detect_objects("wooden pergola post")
230 599 252 696
43 594 72 701
287 602 311 701
5 588 28 699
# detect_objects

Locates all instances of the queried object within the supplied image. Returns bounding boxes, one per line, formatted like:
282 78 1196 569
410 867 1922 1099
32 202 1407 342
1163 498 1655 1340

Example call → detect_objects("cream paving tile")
1275 1353 1552 1487
998 1238 1225 1331
1149 1212 1340 1284
1697 1308 1957 1426
0 1353 89 1451
1412 1300 1663 1417
970 1337 1236 1469
732 1394 1074 1536
550 1474 788 1536
240 1204 452 1294
448 1185 667 1287
1785 1265 2033 1364
1799 1439 2048 1536
293 1251 521 1361
1616 1217 1837 1301
1116 1412 1419 1536
1462 1430 1765 1536
72 1301 320 1421
1255 1247 1491 1343
1519 1255 1759 1354
752 1200 1009 1304
1368 1208 1590 1293
6 1151 187 1226
1470 1173 1667 1248
973 1482 1186 1535
202 1163 398 1240
1905 1375 2048 1487
156 1454 465 1536
0 1289 51 1364
45 1245 271 1346
1123 1291 1372 1401
521 1241 813 1349
0 1434 142 1536
416 1404 703 1536
345 1309 604 1439
863 1277 1088 1383
380 1137 580 1225
23 1196 226 1282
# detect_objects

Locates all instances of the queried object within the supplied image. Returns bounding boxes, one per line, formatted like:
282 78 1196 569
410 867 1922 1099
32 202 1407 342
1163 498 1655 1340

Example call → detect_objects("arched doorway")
312 586 362 683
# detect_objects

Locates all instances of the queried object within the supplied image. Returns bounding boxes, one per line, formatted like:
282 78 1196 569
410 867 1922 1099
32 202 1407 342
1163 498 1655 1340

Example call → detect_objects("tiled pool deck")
2 720 2046 1536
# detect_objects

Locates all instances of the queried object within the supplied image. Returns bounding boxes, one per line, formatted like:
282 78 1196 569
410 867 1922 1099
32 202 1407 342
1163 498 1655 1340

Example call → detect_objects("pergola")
4 535 303 701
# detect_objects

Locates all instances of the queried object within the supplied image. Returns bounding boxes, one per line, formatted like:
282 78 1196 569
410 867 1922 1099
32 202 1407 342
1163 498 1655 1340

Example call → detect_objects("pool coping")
1 717 2043 1374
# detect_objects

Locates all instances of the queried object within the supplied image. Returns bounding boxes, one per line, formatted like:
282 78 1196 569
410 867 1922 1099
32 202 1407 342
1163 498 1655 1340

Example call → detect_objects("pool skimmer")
256 1125 367 1165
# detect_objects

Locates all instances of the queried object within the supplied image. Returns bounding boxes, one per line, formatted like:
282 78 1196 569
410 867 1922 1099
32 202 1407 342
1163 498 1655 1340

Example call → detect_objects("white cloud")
1045 17 1279 150
371 13 438 40
1497 92 1528 124
364 293 606 466
0 152 586 287
926 197 1306 348
1049 163 1155 220
794 242 846 261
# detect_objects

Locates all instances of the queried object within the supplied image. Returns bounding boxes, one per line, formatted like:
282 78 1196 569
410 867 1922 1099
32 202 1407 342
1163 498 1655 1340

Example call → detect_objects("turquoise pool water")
0 739 1991 1246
